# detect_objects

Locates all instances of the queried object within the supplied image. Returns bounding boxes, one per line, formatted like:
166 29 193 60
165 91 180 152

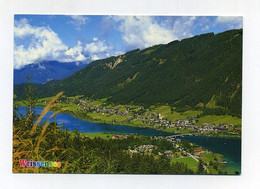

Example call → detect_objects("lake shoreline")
18 102 241 139
53 107 241 139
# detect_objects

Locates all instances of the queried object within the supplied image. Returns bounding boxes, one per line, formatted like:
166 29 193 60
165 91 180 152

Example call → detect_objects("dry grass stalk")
30 91 63 135
13 91 71 173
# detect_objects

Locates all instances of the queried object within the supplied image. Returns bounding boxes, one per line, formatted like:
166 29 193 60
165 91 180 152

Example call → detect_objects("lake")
17 107 173 136
17 106 241 173
181 135 241 173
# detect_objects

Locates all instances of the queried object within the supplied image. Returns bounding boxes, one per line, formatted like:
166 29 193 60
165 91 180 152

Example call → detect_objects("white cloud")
110 16 178 49
215 16 243 29
91 55 100 61
14 19 124 69
107 16 199 50
84 38 122 61
84 38 110 54
69 15 88 30
14 19 87 69
63 41 85 62
171 16 197 39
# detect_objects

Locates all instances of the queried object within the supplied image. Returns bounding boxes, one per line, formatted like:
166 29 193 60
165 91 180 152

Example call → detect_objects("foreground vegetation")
13 91 195 174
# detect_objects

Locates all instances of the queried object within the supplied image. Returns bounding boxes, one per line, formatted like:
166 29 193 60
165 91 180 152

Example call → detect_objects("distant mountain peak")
37 63 46 70
14 60 87 84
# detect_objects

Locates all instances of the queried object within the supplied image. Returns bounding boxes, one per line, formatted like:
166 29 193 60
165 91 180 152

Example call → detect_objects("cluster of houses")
128 145 155 153
53 96 240 136
110 134 206 161
87 105 129 116
127 139 205 160
141 114 238 135
139 113 173 127
174 119 198 130
198 123 235 134
166 137 182 144
111 135 128 140
129 113 201 131
161 150 174 158
75 98 139 117
128 144 179 159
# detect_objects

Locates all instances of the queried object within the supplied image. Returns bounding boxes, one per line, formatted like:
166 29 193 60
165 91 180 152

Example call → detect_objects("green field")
201 152 222 163
201 152 224 174
67 95 84 99
87 112 129 123
182 110 203 117
196 115 241 126
55 103 79 111
170 157 198 170
80 133 115 140
151 106 202 122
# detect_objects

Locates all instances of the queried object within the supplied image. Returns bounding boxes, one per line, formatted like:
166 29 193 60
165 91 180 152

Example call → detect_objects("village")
47 96 241 137
110 134 225 174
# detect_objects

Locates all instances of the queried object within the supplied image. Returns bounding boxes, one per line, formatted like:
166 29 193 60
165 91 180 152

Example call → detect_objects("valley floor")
14 97 241 174
25 95 241 139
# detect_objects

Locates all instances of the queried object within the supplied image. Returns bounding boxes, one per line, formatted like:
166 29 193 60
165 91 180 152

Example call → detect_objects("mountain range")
14 29 242 116
14 61 86 84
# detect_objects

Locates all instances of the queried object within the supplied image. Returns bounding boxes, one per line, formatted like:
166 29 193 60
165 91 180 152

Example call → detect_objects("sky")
14 15 242 69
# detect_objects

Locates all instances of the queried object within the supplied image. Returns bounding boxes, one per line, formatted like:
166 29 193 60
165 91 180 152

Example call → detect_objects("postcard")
13 15 242 174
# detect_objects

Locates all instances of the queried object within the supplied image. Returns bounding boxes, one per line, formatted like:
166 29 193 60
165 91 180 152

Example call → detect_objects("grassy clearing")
152 105 202 122
196 115 241 126
200 152 224 174
55 103 79 111
87 112 129 123
131 120 144 125
80 133 114 140
165 112 187 121
90 98 107 106
206 95 222 108
67 95 84 99
182 110 203 117
170 157 198 170
201 152 222 163
153 105 171 115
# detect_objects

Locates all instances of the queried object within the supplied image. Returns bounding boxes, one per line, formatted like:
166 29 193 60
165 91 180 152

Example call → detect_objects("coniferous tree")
197 159 205 174
21 74 38 131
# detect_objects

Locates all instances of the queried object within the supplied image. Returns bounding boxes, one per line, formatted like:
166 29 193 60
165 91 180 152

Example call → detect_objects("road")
186 151 209 173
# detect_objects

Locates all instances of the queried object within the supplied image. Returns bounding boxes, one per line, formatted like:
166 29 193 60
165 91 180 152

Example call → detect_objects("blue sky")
14 15 242 69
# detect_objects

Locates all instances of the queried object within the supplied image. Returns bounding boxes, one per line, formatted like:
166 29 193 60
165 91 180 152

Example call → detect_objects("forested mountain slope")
14 29 242 116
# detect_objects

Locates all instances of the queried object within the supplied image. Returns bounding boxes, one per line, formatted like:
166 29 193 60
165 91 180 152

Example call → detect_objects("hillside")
14 60 86 84
14 29 242 116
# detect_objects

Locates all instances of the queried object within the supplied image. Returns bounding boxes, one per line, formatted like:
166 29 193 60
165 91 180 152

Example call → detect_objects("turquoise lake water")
17 106 241 174
182 135 241 174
